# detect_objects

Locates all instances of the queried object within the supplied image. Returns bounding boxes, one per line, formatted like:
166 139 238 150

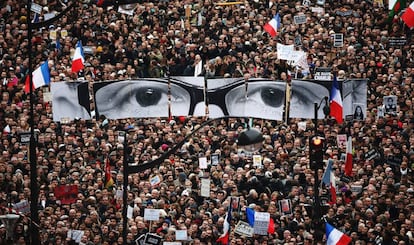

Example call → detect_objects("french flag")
246 207 275 234
263 13 281 37
345 136 353 176
326 223 351 245
216 205 232 244
321 159 336 205
329 76 343 124
402 2 414 28
24 60 50 94
71 40 85 73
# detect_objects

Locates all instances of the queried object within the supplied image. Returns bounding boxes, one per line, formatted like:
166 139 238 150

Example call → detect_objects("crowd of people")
1 0 414 244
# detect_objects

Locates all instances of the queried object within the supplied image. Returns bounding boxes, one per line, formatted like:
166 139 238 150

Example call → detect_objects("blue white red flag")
24 60 50 93
263 13 281 37
326 223 351 245
329 76 343 124
71 41 85 73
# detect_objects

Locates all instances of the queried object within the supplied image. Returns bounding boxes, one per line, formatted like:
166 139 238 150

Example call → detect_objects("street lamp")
0 214 20 244
310 96 330 240
237 126 264 153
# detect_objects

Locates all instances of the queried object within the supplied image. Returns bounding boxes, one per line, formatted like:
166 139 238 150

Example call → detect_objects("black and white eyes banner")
50 78 367 123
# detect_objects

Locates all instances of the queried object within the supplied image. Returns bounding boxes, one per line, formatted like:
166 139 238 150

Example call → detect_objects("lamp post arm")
127 117 226 174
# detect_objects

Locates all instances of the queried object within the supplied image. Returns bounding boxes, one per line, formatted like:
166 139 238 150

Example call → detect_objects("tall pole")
27 0 40 244
313 102 321 223
122 133 128 245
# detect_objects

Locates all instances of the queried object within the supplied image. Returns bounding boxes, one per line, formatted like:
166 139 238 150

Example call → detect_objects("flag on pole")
345 136 353 176
321 159 336 205
326 223 351 245
389 0 406 20
329 76 343 124
71 40 85 73
402 2 414 28
246 207 275 234
216 205 232 244
104 156 114 189
24 60 50 93
263 13 281 37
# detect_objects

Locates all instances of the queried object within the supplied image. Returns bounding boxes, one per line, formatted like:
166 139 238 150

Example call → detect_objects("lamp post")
26 0 40 244
310 97 330 239
0 214 20 244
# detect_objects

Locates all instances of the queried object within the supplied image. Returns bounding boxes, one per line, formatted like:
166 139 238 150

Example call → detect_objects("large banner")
289 79 367 120
93 78 205 119
51 78 366 122
50 82 91 122
206 78 286 121
92 78 286 121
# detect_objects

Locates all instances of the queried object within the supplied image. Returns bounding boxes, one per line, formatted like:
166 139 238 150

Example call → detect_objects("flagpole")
27 0 40 244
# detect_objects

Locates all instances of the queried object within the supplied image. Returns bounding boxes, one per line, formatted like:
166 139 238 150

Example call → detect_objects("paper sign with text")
200 178 211 197
144 209 160 221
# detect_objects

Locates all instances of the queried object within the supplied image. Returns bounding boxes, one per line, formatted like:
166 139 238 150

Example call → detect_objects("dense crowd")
0 0 414 244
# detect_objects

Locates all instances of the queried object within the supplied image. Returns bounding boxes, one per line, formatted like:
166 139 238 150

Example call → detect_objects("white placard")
293 51 310 72
253 155 262 167
163 242 182 245
311 7 325 14
294 14 307 24
67 230 84 243
13 200 30 214
144 209 160 221
199 156 208 169
44 13 55 21
43 92 52 102
150 175 161 186
277 43 294 60
234 221 254 237
254 212 270 235
31 3 42 14
175 230 187 240
298 121 307 131
200 178 211 197
127 205 134 219
116 189 123 199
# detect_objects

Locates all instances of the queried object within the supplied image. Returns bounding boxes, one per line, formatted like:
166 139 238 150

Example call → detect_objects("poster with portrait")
206 78 285 121
290 80 330 119
383 95 397 115
171 76 206 117
336 134 347 149
51 81 91 122
342 79 368 119
352 103 365 121
93 78 207 119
